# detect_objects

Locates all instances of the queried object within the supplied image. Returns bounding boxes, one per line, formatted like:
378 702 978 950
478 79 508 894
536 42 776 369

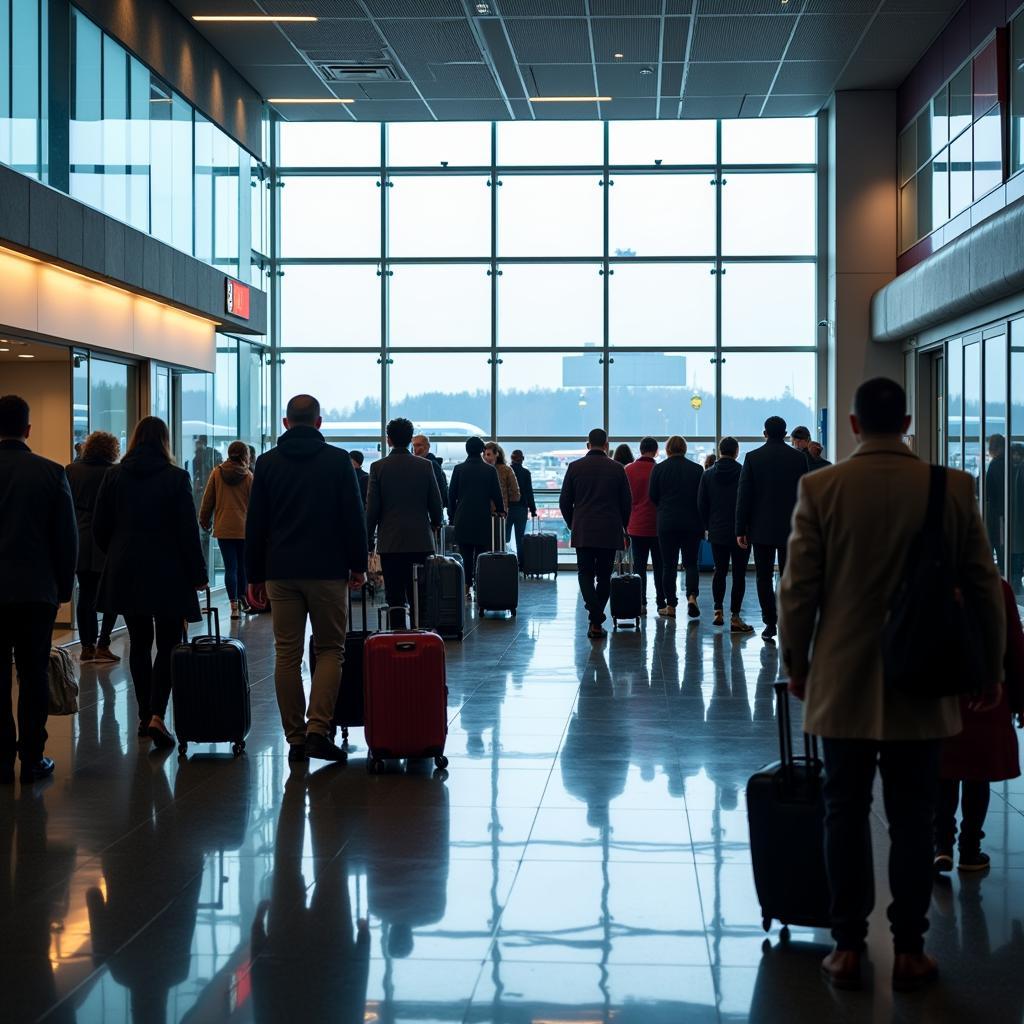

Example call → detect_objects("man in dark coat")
559 428 632 639
0 395 77 783
350 450 370 507
447 436 505 593
507 449 538 567
247 394 368 764
736 415 807 640
792 425 832 472
366 417 444 620
413 434 449 512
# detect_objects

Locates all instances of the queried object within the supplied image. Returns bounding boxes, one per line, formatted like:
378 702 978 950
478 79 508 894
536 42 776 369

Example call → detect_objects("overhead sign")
226 278 250 320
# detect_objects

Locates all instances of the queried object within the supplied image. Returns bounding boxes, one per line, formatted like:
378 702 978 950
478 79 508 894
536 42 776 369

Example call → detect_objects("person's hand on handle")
737 535 749 550
249 583 268 608
349 571 366 591
195 579 209 592
787 675 807 701
967 683 1003 713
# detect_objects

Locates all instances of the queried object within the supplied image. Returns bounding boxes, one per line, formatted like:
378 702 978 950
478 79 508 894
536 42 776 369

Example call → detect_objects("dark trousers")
935 779 991 853
0 602 56 766
380 551 430 622
629 534 664 608
576 547 616 626
124 615 182 724
711 541 751 615
658 529 702 606
753 543 787 626
821 737 941 954
462 544 485 588
76 570 116 647
217 539 247 602
506 507 529 564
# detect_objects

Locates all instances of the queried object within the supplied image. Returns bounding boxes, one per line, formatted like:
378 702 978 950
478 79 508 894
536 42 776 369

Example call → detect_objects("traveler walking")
199 441 253 620
778 378 1004 993
350 450 370 507
934 578 1023 874
613 444 634 467
624 437 665 614
365 417 444 621
483 442 520 520
66 430 122 662
0 395 77 783
704 454 717 470
507 449 538 567
698 437 754 633
93 416 208 749
736 416 808 640
246 395 368 763
188 434 221 509
448 437 505 595
559 429 632 639
649 436 704 619
413 434 449 511
792 425 832 472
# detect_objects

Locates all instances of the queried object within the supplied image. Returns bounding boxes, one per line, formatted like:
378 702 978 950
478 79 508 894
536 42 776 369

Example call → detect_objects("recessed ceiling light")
193 15 318 22
17 353 34 359
475 2 491 13
0 348 9 353
529 96 612 103
613 52 625 60
640 67 654 76
267 97 355 104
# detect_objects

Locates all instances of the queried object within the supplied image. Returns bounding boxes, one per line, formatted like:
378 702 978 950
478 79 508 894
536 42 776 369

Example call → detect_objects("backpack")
47 647 80 715
881 465 984 698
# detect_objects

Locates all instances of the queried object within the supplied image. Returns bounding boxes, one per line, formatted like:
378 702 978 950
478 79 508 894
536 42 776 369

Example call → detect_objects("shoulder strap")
924 464 947 533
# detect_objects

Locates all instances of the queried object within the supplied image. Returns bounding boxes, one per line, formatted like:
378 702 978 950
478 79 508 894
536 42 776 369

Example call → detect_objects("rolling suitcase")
520 517 558 578
609 551 643 630
746 682 830 935
309 585 369 742
171 588 251 758
363 591 449 773
475 514 518 616
416 555 465 640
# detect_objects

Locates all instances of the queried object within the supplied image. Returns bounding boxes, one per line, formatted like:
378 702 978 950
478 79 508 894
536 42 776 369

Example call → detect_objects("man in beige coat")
778 377 1004 993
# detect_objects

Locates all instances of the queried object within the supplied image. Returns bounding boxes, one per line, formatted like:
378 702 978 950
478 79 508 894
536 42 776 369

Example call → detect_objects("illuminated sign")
226 278 250 320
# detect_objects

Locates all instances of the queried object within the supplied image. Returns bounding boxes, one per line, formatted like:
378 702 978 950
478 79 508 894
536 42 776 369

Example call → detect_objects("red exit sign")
226 278 250 320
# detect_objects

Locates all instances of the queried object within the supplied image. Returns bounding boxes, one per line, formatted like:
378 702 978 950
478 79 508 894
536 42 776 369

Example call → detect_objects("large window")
274 119 820 489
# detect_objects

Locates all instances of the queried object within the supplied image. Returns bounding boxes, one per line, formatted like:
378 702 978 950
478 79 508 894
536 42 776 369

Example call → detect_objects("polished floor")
5 576 1024 1023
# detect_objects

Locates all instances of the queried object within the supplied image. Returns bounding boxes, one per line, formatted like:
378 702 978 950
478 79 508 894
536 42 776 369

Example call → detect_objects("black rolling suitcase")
520 517 558 578
309 585 369 742
609 551 642 630
171 588 251 758
475 514 518 616
746 682 831 935
416 556 466 640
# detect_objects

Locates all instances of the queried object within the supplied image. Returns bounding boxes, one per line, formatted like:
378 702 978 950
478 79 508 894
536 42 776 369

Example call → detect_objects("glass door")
983 332 1008 572
70 350 138 455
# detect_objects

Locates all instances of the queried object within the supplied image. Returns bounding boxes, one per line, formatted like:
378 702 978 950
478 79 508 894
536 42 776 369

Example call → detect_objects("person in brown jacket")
200 441 253 619
484 442 520 521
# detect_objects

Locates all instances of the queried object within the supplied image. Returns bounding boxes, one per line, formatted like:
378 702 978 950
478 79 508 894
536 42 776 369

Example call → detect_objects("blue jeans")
218 538 247 601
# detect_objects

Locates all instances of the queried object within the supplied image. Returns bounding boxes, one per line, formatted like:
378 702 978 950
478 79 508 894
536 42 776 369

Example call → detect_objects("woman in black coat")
447 436 505 593
94 416 207 747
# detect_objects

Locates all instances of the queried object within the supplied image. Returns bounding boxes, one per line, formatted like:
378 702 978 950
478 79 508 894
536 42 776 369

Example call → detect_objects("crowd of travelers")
0 377 1021 996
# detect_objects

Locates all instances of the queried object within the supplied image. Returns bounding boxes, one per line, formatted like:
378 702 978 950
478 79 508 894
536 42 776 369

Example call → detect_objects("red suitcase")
363 603 449 774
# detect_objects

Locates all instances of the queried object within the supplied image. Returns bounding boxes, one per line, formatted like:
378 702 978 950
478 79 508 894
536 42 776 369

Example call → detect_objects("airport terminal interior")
3 0 1024 1020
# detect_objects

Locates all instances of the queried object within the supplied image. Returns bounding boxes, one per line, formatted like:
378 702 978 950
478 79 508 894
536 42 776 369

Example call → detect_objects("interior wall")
0 359 72 465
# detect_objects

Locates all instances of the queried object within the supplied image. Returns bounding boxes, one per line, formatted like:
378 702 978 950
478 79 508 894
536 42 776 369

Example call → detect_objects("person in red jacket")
935 578 1024 873
623 437 663 615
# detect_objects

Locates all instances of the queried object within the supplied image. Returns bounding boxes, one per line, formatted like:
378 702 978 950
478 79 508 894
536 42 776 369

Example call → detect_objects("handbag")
47 647 80 716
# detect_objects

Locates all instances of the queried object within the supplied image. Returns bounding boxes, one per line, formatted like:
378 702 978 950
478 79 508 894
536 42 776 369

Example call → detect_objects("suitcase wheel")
178 743 187 758
511 608 517 617
368 757 387 775
232 741 246 757
434 754 449 769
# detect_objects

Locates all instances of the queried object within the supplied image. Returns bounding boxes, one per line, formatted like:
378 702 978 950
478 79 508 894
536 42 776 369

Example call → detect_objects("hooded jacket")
66 456 116 573
697 457 743 546
245 425 368 583
199 459 253 539
93 443 207 621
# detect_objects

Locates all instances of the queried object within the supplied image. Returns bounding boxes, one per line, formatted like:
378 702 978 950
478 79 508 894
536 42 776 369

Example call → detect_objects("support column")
827 91 903 461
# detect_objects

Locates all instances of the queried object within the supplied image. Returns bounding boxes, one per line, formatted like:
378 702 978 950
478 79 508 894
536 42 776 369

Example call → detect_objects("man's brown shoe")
892 953 938 992
820 949 863 990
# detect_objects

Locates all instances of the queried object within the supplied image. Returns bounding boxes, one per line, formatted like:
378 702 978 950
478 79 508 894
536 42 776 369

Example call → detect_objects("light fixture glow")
529 96 612 103
268 97 355 104
17 353 34 359
613 52 624 59
475 2 491 12
193 15 318 22
0 348 9 353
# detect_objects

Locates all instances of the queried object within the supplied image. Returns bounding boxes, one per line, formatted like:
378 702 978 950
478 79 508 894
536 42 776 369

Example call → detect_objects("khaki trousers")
267 579 349 745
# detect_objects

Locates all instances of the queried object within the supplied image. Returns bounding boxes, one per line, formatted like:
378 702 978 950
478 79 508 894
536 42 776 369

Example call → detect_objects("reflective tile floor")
6 577 1024 1022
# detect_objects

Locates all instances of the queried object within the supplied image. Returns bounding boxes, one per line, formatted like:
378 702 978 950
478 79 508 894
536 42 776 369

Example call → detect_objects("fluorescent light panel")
193 15 317 22
529 96 612 103
268 97 355 104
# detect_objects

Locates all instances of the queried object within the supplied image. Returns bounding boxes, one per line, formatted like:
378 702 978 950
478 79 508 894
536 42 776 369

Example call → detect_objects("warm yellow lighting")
193 15 318 22
17 353 34 358
268 97 355 104
529 96 612 103
0 348 9 353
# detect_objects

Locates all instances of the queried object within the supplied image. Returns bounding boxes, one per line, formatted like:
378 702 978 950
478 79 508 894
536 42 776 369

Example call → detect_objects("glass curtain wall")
274 118 819 514
0 0 45 178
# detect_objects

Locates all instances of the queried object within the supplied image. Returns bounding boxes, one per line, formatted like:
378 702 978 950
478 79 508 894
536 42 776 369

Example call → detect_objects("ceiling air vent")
317 63 399 82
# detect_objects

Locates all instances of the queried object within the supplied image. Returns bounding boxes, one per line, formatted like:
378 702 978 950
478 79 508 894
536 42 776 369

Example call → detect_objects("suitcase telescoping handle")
182 587 221 645
349 581 369 636
773 681 820 787
492 511 507 554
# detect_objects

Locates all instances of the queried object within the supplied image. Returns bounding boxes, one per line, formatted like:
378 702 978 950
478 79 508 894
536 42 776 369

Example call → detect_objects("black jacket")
66 457 115 573
649 454 704 534
697 457 742 546
559 450 632 551
93 443 207 621
448 454 505 548
735 439 808 547
424 452 449 510
365 447 444 554
355 466 369 507
805 452 832 472
509 462 537 514
246 426 368 583
0 440 77 606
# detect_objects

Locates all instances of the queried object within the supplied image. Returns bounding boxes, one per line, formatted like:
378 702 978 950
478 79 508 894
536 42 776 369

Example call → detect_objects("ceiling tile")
787 14 871 61
661 61 684 97
497 0 587 14
368 0 465 15
739 94 766 116
596 62 659 97
685 61 778 96
355 81 424 100
284 19 386 62
762 93 828 115
525 63 598 96
418 63 501 99
430 99 514 120
504 18 593 63
351 99 435 121
681 95 745 117
590 17 662 64
834 58 918 89
605 98 659 118
702 0 802 12
662 16 691 62
236 65 323 96
591 0 665 13
692 14 795 62
856 12 951 61
261 0 366 16
772 59 842 93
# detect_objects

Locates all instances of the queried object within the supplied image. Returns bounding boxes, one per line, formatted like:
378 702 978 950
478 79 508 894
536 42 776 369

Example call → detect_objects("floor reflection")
4 577 1023 1022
